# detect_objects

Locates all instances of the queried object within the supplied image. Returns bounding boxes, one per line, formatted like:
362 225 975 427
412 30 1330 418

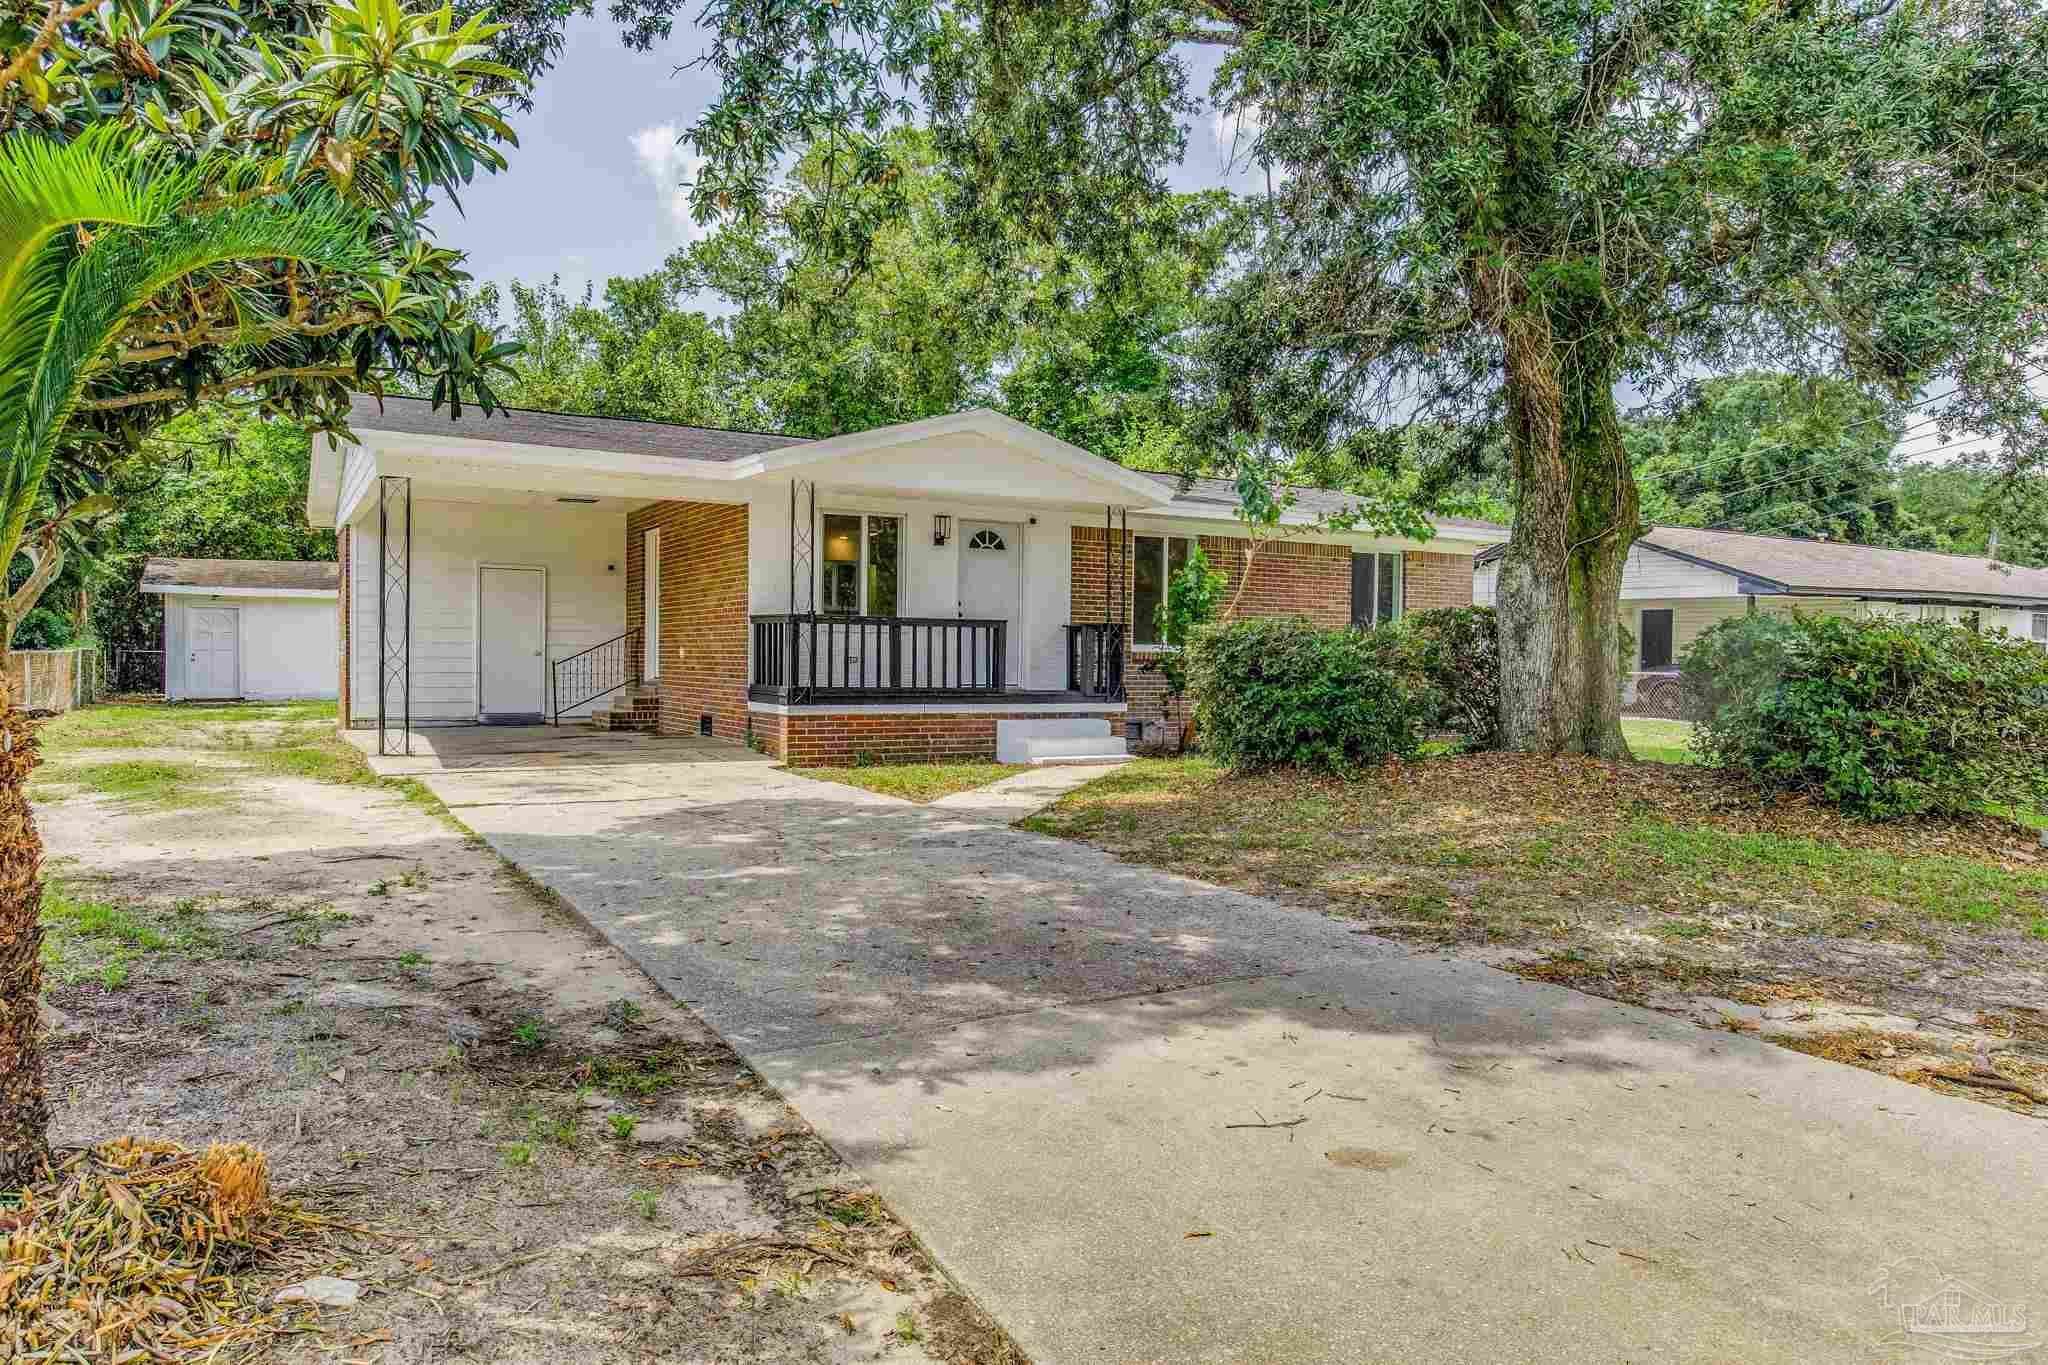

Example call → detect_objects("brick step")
589 685 660 732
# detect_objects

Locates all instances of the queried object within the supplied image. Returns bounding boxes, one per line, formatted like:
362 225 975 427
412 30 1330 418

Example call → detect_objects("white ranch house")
308 397 1496 763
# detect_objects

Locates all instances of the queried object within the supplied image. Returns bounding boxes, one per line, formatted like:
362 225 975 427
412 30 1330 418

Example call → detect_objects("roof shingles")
347 393 811 463
143 558 338 593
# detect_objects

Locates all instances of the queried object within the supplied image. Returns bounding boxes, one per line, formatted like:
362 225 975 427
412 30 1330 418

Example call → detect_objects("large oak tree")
665 0 2048 754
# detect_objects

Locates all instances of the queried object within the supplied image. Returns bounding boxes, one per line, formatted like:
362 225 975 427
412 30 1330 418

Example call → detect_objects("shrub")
1378 606 1502 748
1682 611 2048 818
1186 617 1427 772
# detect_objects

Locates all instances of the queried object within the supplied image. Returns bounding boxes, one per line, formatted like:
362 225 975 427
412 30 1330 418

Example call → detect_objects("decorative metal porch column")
788 479 816 613
376 475 412 757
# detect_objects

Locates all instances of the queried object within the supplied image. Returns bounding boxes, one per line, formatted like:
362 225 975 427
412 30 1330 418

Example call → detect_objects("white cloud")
1212 104 1263 164
630 123 710 241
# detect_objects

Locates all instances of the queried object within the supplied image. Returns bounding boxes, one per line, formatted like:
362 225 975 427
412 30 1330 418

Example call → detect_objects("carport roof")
347 393 812 462
143 557 339 594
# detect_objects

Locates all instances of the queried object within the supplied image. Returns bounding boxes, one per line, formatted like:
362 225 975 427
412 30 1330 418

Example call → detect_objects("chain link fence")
3 647 106 713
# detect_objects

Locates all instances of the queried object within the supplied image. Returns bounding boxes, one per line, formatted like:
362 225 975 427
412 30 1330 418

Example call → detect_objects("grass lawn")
1620 717 1698 764
30 700 372 806
1024 751 2048 1113
793 760 1030 803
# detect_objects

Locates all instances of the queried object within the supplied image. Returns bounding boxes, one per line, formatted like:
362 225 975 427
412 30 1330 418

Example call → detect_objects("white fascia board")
144 585 338 599
306 434 344 529
1125 512 1490 556
732 408 1171 503
363 429 746 484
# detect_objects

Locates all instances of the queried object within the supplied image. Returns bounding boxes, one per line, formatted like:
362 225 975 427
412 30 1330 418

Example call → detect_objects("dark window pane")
866 515 900 617
1351 555 1375 627
822 514 860 614
1377 553 1398 623
1640 609 1675 669
1133 535 1164 645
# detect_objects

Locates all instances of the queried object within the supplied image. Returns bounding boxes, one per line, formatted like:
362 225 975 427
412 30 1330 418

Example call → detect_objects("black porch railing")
752 614 1006 702
552 627 643 724
1065 623 1126 701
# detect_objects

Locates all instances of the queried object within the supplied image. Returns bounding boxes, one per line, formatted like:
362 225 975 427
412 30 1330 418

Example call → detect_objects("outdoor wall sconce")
933 515 952 546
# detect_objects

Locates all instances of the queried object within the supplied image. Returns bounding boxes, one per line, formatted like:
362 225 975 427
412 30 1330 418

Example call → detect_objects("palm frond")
0 185 374 556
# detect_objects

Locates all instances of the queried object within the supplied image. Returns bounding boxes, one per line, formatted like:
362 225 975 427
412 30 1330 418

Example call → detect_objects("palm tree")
0 127 371 1184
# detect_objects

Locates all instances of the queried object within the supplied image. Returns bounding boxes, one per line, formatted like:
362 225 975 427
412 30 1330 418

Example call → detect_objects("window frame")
1349 552 1403 628
1132 533 1196 650
818 510 904 616
2032 610 2047 645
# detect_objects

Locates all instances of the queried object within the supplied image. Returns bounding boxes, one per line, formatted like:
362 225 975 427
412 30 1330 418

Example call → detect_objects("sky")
441 17 1261 303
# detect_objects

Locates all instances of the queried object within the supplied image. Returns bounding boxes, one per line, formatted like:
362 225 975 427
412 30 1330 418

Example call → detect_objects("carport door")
186 606 240 698
479 567 546 722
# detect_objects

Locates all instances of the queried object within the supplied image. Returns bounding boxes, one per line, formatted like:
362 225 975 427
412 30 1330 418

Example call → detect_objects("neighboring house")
307 396 1495 763
1474 527 2048 713
142 557 340 701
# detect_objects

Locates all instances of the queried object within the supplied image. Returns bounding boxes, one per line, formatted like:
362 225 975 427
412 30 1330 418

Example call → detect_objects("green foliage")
81 408 334 652
1628 374 1908 543
1186 617 1426 773
1146 542 1226 703
1682 613 2048 819
1378 607 1502 750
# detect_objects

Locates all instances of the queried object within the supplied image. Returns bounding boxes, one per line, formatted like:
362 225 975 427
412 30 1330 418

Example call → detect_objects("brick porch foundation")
750 707 1124 766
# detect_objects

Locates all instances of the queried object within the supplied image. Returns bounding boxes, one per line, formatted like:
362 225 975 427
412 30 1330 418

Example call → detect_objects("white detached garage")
142 558 339 701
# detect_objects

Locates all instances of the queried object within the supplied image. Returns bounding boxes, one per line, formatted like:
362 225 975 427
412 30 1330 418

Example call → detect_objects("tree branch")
115 308 382 364
0 0 99 99
75 365 357 412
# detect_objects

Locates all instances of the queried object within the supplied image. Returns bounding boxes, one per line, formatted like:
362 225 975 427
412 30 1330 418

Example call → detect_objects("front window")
1350 553 1401 627
2033 611 2047 646
1133 534 1192 646
820 512 901 615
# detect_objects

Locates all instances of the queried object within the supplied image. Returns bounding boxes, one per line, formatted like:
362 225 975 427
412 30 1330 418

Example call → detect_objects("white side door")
186 606 240 699
479 567 546 721
957 522 1022 687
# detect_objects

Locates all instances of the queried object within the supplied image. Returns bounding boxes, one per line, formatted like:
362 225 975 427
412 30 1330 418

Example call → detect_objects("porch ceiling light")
556 495 600 504
933 514 952 546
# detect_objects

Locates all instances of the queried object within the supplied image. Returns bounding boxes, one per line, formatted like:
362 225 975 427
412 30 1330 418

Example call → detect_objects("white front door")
479 567 546 721
957 521 1022 687
643 528 662 679
186 606 239 698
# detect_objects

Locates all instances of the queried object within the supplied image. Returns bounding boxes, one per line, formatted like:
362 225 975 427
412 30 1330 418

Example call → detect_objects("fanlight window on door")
967 529 1006 552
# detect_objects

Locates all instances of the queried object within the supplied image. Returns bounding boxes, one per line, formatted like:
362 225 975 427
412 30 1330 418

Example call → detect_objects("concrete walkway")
414 749 2047 1364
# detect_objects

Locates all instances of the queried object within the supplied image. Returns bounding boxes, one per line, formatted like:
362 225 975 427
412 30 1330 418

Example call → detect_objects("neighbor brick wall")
626 500 750 743
1072 529 1471 726
1401 550 1474 612
751 707 1112 765
335 526 350 724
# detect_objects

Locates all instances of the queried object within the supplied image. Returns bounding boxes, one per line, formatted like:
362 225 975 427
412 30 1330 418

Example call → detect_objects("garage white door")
186 606 240 699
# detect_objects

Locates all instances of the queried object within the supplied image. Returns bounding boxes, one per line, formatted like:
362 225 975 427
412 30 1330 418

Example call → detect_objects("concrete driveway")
412 746 2047 1364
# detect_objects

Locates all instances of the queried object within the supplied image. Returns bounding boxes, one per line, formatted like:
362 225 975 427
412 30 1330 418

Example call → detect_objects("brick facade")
1071 527 1473 726
1401 550 1474 613
751 707 1114 766
626 500 751 743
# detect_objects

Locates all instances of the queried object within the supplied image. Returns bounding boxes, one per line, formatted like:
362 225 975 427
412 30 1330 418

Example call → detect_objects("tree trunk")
1492 311 1639 757
0 673 47 1188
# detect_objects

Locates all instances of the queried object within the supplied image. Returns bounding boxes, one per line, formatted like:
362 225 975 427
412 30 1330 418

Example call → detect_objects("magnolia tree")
0 0 524 1182
669 0 2048 755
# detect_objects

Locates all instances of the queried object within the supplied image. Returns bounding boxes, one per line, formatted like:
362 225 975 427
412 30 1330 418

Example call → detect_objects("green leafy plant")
629 1188 660 1221
1377 606 1503 750
511 1016 550 1050
1139 542 1227 752
607 1113 638 1141
1683 612 2048 818
1186 617 1427 774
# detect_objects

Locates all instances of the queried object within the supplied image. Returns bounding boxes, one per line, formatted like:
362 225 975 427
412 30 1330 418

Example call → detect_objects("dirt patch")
1029 754 2048 1121
1323 1148 1410 1172
31 717 1025 1363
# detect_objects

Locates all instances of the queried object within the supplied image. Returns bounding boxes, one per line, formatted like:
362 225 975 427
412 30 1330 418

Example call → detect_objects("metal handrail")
751 613 1007 701
552 626 643 724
